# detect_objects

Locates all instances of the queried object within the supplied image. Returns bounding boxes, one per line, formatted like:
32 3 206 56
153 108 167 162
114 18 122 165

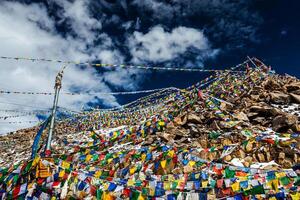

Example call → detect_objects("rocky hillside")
0 65 300 199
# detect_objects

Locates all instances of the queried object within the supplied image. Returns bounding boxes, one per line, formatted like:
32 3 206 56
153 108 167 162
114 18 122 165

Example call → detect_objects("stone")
187 113 202 124
272 114 298 132
174 115 187 126
278 152 285 160
238 149 246 159
257 153 265 162
245 142 253 153
286 83 300 93
224 155 232 162
235 112 249 121
270 92 290 104
282 159 293 168
290 93 300 104
210 120 221 130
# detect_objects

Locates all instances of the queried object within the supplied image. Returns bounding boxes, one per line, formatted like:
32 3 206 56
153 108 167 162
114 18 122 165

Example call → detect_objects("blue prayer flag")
31 115 51 159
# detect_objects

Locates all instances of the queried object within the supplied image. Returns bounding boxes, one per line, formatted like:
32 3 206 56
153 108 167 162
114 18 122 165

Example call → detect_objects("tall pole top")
55 71 63 89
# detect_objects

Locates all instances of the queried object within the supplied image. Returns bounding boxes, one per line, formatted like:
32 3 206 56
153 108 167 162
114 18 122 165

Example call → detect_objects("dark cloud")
4 0 265 64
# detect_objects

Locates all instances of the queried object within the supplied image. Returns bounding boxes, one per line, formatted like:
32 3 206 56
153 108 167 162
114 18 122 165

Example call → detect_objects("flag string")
0 56 242 72
0 87 178 96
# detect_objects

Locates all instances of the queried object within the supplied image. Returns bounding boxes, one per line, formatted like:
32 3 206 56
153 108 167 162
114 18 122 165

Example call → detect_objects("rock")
224 155 232 162
247 112 259 118
263 79 281 90
272 114 298 132
245 142 253 153
244 156 253 165
189 125 199 136
174 115 187 126
187 113 202 124
238 149 246 159
278 152 285 161
270 92 290 104
222 138 232 146
210 120 221 130
235 112 249 121
286 83 300 93
252 117 266 124
282 159 293 168
290 93 300 104
199 139 208 149
257 153 265 162
208 152 217 161
266 152 272 162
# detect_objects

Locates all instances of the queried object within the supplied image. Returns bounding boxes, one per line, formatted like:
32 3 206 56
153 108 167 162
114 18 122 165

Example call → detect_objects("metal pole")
45 71 63 156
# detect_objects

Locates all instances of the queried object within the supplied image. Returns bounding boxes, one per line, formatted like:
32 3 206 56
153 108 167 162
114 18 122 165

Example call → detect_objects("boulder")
187 113 202 124
269 92 290 104
235 112 249 121
285 83 300 93
290 93 300 104
272 114 298 132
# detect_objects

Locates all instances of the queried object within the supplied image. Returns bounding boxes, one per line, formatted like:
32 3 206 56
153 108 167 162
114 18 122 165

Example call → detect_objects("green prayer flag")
13 174 19 184
210 179 216 188
209 131 220 139
225 167 235 178
22 161 32 174
251 185 265 195
135 180 142 187
93 154 99 161
131 190 140 200
142 188 148 196
243 189 251 196
96 189 103 200
280 176 290 186
294 176 300 186
171 181 178 190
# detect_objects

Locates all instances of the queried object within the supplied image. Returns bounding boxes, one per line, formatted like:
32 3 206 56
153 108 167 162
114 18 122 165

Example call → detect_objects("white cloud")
0 1 124 134
0 1 220 134
128 26 214 63
54 0 102 44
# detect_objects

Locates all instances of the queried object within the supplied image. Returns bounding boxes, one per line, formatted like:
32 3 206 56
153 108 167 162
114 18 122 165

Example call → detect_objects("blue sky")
0 0 299 133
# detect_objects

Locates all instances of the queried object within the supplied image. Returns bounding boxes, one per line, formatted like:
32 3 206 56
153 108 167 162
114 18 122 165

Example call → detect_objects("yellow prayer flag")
141 153 146 161
32 157 40 167
95 171 102 178
238 177 248 181
164 182 171 190
107 158 113 164
127 179 135 186
167 150 175 158
86 154 92 162
61 161 70 169
59 170 65 178
158 121 165 126
202 181 208 188
231 182 240 192
189 161 196 167
149 188 155 196
267 179 279 192
169 174 175 181
129 166 136 175
138 195 145 200
161 160 167 169
276 172 286 178
291 192 299 200
103 192 114 200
